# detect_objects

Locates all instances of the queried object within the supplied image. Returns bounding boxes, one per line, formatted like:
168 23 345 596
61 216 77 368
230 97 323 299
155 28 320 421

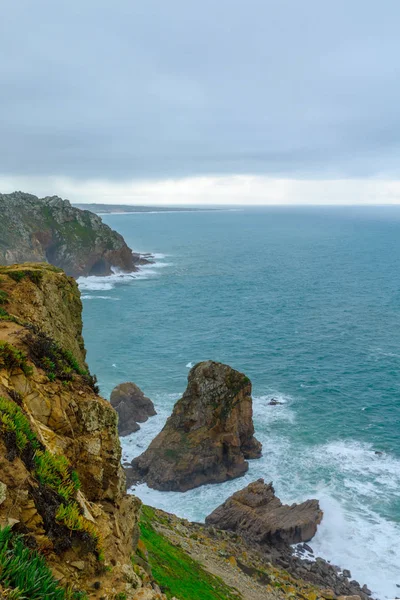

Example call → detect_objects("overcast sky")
1 1 400 204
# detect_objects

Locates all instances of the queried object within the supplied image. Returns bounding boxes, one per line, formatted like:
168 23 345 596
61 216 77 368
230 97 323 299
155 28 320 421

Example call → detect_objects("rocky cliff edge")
0 192 145 277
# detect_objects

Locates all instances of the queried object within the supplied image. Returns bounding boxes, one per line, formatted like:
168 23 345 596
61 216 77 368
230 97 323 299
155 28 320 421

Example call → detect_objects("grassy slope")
139 506 241 600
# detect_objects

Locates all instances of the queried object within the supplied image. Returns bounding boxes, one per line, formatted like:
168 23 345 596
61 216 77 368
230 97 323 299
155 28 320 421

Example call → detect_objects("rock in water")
0 192 148 277
206 479 323 545
110 382 156 436
128 361 262 491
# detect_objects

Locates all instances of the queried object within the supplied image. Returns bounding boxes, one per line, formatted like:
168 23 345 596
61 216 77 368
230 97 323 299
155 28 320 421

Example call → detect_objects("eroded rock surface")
111 382 156 436
0 265 162 599
0 192 148 277
128 361 262 491
206 479 323 545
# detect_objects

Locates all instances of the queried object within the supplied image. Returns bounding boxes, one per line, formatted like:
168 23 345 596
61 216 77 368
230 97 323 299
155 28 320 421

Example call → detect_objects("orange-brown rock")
205 479 323 545
0 264 160 599
128 361 262 491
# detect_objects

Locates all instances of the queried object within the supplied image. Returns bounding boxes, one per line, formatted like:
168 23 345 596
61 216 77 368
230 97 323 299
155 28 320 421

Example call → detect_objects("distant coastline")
73 203 217 214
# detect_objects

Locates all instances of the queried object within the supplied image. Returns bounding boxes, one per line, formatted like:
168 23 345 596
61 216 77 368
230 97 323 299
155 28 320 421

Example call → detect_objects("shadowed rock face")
110 382 156 436
0 192 146 277
205 479 323 545
128 361 262 491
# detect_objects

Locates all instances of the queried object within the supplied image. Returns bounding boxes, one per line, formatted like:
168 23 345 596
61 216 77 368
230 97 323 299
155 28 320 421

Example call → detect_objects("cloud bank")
1 175 400 206
1 1 400 203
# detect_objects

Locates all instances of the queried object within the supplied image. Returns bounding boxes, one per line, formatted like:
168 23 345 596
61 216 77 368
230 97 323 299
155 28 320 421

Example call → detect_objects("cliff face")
0 192 141 278
0 265 373 600
0 264 152 599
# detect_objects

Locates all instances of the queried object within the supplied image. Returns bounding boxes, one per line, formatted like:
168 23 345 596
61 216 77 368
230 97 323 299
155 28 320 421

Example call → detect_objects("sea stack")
110 382 156 436
128 361 262 491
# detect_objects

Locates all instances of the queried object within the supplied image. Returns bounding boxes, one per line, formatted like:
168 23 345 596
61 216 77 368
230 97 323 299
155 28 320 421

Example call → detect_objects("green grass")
0 526 88 599
0 342 33 376
0 289 9 305
139 506 241 600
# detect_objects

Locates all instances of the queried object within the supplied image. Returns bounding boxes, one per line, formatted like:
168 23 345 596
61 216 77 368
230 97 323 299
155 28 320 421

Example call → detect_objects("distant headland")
73 203 216 214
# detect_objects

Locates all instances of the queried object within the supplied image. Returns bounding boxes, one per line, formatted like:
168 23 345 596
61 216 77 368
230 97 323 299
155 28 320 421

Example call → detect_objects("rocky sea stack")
206 479 323 545
0 192 148 277
128 360 262 491
111 381 157 436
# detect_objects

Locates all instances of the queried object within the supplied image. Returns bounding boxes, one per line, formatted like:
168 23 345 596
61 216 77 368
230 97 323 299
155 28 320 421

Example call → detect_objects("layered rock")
0 264 161 599
206 479 323 545
0 192 149 277
111 382 157 436
128 361 262 491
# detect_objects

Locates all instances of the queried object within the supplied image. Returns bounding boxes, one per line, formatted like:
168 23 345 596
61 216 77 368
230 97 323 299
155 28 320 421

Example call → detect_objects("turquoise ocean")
78 207 400 598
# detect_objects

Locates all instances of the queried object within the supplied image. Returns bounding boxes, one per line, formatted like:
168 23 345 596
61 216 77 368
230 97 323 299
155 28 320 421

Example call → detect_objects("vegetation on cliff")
0 192 142 277
139 506 240 600
0 264 372 599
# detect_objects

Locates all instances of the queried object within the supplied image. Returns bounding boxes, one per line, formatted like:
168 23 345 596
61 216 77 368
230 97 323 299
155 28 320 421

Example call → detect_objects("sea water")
79 207 400 598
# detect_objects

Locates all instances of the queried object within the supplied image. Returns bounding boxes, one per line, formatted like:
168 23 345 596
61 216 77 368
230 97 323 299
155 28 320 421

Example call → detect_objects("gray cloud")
1 0 400 180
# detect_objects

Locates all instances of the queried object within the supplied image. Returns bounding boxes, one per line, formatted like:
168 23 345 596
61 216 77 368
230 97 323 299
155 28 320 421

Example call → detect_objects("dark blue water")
79 207 400 597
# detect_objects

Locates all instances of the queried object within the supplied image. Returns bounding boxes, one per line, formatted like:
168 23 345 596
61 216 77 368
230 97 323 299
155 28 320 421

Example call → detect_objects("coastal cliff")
0 264 158 599
0 192 145 278
0 264 373 600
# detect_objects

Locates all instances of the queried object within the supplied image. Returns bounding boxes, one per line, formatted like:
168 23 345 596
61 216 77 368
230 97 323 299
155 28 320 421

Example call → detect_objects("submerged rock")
205 479 323 545
128 361 262 491
110 382 156 436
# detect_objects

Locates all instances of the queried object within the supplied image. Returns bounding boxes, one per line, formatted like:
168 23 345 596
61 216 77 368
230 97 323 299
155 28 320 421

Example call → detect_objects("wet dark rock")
343 569 352 578
111 382 156 436
268 398 284 405
206 479 323 545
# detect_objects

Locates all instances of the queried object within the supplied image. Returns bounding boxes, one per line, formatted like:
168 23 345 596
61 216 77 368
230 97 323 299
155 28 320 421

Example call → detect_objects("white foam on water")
186 361 194 368
77 255 172 291
81 295 119 300
121 389 400 598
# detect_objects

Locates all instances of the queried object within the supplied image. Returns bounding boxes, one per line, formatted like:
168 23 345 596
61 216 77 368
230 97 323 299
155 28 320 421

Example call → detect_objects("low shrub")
25 330 99 392
34 450 80 503
7 270 43 286
0 396 40 453
0 396 102 560
0 342 33 376
0 290 9 305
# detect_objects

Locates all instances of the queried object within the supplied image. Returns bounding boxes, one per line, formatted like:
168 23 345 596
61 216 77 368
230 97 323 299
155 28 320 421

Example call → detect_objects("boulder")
128 361 262 491
110 382 156 436
205 479 323 545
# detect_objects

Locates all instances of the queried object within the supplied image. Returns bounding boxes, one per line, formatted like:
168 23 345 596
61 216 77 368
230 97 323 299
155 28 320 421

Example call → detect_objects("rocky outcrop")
0 263 87 368
150 506 371 600
0 192 149 277
128 361 262 491
0 264 165 599
110 382 157 436
206 479 323 545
